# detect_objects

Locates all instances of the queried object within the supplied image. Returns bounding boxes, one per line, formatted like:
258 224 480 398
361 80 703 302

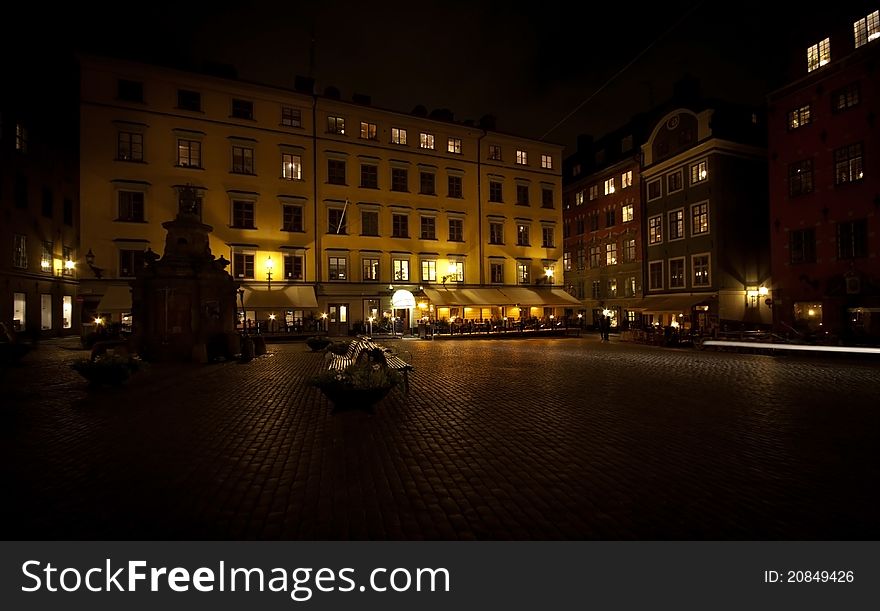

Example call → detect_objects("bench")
326 337 413 393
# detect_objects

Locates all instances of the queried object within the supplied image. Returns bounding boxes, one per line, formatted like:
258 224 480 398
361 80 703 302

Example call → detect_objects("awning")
423 288 509 306
640 294 713 314
96 285 132 311
500 287 583 306
243 286 317 309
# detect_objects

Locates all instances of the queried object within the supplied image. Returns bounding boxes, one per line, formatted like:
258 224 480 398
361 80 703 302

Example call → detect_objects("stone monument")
131 185 239 362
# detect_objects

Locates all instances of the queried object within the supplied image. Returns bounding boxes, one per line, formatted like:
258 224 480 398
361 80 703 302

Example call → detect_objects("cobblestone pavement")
1 336 878 540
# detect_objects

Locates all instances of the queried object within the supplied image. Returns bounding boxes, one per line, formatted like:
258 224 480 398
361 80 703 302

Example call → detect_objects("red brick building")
768 7 880 343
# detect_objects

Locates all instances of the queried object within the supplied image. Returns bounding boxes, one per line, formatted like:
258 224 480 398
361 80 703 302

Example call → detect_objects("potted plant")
71 354 143 386
306 336 331 352
310 349 402 411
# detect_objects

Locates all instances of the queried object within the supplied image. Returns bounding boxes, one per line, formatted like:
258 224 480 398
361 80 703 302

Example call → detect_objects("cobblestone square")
2 337 878 539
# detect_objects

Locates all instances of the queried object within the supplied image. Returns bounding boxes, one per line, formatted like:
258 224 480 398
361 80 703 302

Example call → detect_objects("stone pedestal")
131 187 239 362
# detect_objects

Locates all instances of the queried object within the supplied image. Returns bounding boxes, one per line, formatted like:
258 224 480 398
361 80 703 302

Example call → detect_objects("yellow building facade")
79 56 571 334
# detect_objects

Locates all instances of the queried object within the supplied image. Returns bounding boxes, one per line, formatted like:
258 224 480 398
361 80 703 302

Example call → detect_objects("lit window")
177 139 201 168
516 149 528 165
517 224 530 246
541 154 553 169
391 127 407 145
448 138 462 154
853 10 879 48
282 153 302 180
362 257 380 281
832 83 860 112
575 190 585 206
621 170 633 188
787 105 811 129
622 204 634 223
648 216 662 244
421 260 437 282
691 202 709 235
605 243 617 266
604 177 615 195
517 262 530 284
328 257 347 280
392 259 410 281
41 242 53 272
807 38 830 72
360 122 377 140
420 132 435 149
690 160 708 184
563 252 571 271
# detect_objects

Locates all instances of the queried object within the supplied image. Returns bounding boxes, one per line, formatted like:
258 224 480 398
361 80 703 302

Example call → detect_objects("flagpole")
336 198 349 234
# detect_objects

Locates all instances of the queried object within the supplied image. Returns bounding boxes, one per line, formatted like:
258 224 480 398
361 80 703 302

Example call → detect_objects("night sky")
5 0 871 151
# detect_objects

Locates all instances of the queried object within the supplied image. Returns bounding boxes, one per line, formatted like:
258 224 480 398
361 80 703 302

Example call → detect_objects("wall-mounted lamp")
265 256 274 288
84 248 104 279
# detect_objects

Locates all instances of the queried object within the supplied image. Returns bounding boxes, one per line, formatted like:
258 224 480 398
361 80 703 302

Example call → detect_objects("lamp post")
84 248 104 279
321 312 328 333
238 288 246 332
265 256 274 289
544 266 554 285
368 316 374 337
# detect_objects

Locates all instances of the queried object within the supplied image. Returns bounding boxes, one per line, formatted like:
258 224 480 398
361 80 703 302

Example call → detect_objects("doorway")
328 303 349 336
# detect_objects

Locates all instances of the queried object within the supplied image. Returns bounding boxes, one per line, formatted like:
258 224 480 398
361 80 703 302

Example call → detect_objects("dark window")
63 198 73 226
284 254 304 280
489 181 502 202
392 214 408 238
516 184 529 205
282 204 303 232
606 209 615 228
448 175 463 198
789 159 814 196
361 210 379 236
328 208 346 234
542 226 554 248
420 216 436 240
328 159 346 185
837 220 868 259
14 174 27 208
832 83 860 113
233 253 255 279
232 98 254 119
542 188 553 208
232 146 255 174
231 200 255 229
41 188 53 218
119 249 145 277
489 222 503 244
590 214 599 232
177 139 201 167
648 180 662 199
667 171 683 193
281 106 302 127
177 89 201 111
118 131 143 161
391 168 408 192
789 228 816 264
117 79 143 102
419 172 435 195
448 218 463 242
117 191 144 221
491 262 504 283
360 164 378 188
576 218 585 234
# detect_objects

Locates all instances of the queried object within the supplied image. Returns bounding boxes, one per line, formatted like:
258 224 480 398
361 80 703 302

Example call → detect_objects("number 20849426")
764 570 854 583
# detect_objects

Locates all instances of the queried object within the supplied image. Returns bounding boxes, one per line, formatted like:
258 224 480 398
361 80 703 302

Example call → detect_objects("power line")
539 1 704 142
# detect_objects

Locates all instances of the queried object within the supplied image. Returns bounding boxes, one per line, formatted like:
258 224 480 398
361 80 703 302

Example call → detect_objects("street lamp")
544 267 554 285
368 316 374 336
265 256 274 289
441 262 458 286
321 312 328 333
84 248 104 279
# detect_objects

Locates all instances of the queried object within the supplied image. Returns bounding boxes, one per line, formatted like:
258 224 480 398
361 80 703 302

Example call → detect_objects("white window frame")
807 37 830 72
689 159 708 184
666 169 683 194
391 127 407 145
420 132 435 149
515 149 528 165
421 259 437 282
359 121 377 140
647 178 662 201
447 137 462 154
621 170 633 188
281 153 302 180
668 208 685 241
668 257 686 289
648 260 664 291
603 177 615 195
691 252 711 287
622 203 634 223
691 201 710 236
853 11 880 48
648 215 663 245
541 154 552 169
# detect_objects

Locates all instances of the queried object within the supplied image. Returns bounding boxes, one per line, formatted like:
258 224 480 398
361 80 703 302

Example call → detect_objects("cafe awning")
96 285 132 312
640 294 713 314
423 288 509 306
243 285 317 309
500 287 583 306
